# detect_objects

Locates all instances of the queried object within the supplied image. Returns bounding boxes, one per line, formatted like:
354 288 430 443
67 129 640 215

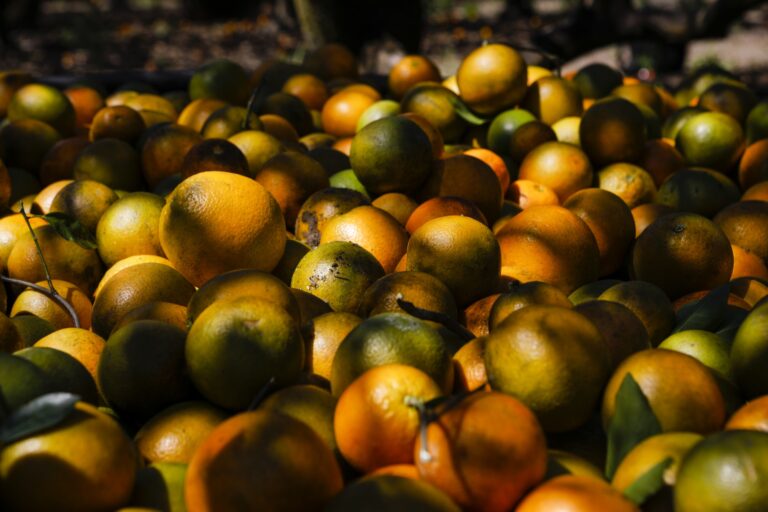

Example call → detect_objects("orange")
302 311 362 382
8 223 103 295
738 139 768 190
464 147 511 193
282 73 328 111
515 474 639 512
388 55 441 99
321 89 376 138
349 115 434 196
371 192 418 226
11 279 92 330
0 212 48 266
39 136 90 185
631 202 675 238
463 294 500 338
572 63 624 99
521 75 583 125
730 243 768 280
602 348 726 433
612 82 664 115
453 335 488 392
632 212 734 298
254 150 329 226
714 200 768 267
675 111 745 172
140 123 203 189
725 395 768 432
496 205 600 295
640 138 685 187
188 58 250 106
597 162 656 209
135 400 228 463
227 129 284 175
698 80 757 125
91 261 195 337
358 270 458 320
49 178 118 232
73 138 143 191
517 141 593 202
656 167 740 217
405 196 487 234
260 92 315 137
485 304 611 432
330 311 454 396
97 320 194 420
159 171 286 287
407 215 500 306
731 300 768 397
0 402 137 512
0 70 33 118
401 83 468 143
325 474 460 511
34 327 106 381
177 98 228 132
573 300 651 370
456 43 527 115
89 105 146 144
32 179 73 213
580 97 647 167
742 181 768 201
186 296 304 411
185 410 343 512
674 430 768 512
564 188 636 276
93 254 173 298
64 85 105 134
489 281 572 329
112 301 188 332
415 391 547 512
400 112 444 159
14 345 99 403
8 82 76 136
291 241 385 312
0 118 61 173
319 205 408 273
508 120 558 163
368 464 421 480
334 364 442 472
201 105 262 139
552 116 581 146
259 384 337 453
420 154 503 223
598 280 676 346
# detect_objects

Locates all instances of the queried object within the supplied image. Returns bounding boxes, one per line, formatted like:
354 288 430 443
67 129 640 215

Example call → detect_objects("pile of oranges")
1 41 768 511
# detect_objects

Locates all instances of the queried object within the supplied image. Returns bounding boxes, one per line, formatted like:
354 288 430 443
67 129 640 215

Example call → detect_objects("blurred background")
1 0 767 91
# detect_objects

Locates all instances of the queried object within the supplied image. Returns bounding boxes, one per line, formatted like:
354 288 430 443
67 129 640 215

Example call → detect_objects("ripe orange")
73 138 143 191
334 364 442 472
517 141 593 202
598 280 676 346
302 311 362 382
580 97 647 167
159 171 286 287
185 410 343 511
11 279 92 330
415 391 547 512
632 212 734 298
370 192 418 226
738 139 768 190
48 178 119 232
485 304 611 432
39 136 90 185
725 395 768 432
521 75 583 125
453 336 488 392
179 138 250 178
631 202 675 238
89 105 145 144
516 474 639 512
464 147 511 193
405 196 487 234
321 89 376 138
602 348 726 433
597 162 657 209
640 138 685 187
358 270 458 321
489 281 572 329
457 43 527 115
388 54 442 99
8 82 76 136
64 85 104 134
496 205 600 295
714 200 768 268
407 215 500 306
282 73 328 111
140 123 203 189
177 98 228 132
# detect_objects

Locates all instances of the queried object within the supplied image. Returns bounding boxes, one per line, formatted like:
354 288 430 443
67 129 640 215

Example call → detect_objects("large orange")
632 212 733 298
602 348 726 433
457 43 527 115
185 410 343 512
415 391 547 512
159 171 286 287
496 205 600 295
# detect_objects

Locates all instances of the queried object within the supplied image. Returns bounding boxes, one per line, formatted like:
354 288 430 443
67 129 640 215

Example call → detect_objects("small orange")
34 327 106 381
333 364 442 472
738 139 768 191
371 192 418 226
516 474 639 512
64 85 105 134
631 203 676 238
464 147 511 193
725 395 768 432
508 179 560 209
405 196 487 234
388 55 441 100
321 89 376 138
517 141 593 202
457 43 527 115
282 73 328 111
597 162 657 209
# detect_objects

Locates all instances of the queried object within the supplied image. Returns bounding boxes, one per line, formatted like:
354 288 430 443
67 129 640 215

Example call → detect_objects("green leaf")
623 456 674 505
447 93 490 126
605 373 662 479
674 283 731 333
39 213 97 250
0 392 80 444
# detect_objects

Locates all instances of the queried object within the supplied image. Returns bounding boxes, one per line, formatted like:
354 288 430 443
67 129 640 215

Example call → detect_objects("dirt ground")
1 0 768 94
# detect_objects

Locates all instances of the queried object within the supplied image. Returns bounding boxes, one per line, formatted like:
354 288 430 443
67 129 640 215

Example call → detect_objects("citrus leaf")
0 392 80 444
674 283 731 333
623 456 674 505
447 93 490 126
39 213 97 250
605 373 662 479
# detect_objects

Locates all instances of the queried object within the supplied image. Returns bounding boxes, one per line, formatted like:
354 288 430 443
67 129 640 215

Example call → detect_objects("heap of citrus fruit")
1 42 768 511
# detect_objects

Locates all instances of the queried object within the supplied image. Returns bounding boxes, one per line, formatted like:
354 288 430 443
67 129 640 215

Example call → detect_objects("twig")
396 297 474 342
19 205 55 295
1 276 80 329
